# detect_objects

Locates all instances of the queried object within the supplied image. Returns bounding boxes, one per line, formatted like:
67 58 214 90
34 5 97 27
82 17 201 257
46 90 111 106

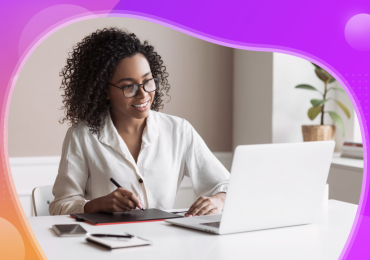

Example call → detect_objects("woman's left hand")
185 192 226 217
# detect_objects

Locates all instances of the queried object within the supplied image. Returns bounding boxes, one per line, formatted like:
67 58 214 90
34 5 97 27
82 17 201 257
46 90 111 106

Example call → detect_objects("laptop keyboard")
197 214 222 221
200 221 220 228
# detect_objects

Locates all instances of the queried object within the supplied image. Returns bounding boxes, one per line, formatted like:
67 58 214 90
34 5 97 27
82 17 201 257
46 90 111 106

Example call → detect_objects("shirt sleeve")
183 120 230 198
49 127 89 215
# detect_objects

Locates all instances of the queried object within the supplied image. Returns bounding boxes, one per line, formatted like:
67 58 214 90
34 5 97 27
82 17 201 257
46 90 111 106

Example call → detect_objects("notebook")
86 234 151 249
71 208 183 225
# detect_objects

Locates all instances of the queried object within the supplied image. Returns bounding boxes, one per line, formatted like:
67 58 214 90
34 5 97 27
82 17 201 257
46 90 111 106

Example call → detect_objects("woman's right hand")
84 188 143 213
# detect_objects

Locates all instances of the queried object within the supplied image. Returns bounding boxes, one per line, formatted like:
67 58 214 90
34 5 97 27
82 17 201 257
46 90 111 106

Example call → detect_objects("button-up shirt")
49 110 230 215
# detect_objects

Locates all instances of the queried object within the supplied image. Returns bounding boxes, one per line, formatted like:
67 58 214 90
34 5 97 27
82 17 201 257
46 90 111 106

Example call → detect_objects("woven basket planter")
302 125 335 142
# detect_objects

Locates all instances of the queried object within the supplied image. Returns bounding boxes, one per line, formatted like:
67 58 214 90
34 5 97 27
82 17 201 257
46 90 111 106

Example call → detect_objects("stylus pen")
91 234 134 238
171 211 188 214
110 178 145 211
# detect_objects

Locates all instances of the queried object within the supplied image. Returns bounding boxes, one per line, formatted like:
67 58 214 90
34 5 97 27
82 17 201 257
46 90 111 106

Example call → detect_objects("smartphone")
52 224 88 237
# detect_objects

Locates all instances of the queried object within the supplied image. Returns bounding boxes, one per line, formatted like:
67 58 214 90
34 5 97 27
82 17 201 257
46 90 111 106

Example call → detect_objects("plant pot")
301 125 335 142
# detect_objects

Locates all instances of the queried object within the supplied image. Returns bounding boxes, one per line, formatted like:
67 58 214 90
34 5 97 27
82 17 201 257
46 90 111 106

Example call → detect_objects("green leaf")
311 62 336 83
311 62 322 70
334 99 351 118
315 68 330 83
328 111 345 136
329 76 336 83
328 87 345 93
310 99 329 107
295 84 319 91
307 106 322 120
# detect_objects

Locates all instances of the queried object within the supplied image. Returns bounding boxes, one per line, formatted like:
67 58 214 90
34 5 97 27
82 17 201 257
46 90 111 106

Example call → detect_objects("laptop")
165 141 335 235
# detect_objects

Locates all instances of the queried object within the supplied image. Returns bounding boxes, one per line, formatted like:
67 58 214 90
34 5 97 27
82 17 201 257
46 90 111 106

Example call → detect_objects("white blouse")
49 110 230 215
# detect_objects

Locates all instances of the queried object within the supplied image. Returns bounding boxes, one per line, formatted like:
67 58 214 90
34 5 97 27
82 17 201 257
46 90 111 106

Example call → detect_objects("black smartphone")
52 224 88 237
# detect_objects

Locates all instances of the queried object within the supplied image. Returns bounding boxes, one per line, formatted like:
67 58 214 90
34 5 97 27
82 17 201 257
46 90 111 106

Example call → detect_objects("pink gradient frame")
1 1 369 259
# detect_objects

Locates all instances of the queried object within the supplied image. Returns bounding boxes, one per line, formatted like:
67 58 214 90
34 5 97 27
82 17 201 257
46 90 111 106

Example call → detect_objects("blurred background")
8 17 363 217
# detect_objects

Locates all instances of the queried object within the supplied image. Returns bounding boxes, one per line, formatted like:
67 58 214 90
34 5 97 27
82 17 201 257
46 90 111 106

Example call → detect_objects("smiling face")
107 53 155 121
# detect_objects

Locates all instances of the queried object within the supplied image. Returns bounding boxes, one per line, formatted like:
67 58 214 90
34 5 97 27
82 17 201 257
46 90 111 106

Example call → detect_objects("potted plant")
295 63 351 141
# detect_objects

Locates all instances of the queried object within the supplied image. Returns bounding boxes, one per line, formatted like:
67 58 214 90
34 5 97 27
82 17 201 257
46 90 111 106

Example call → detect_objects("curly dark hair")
59 27 170 134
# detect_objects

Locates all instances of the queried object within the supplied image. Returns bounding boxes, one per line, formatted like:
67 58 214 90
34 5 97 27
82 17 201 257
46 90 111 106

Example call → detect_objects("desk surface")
28 200 357 260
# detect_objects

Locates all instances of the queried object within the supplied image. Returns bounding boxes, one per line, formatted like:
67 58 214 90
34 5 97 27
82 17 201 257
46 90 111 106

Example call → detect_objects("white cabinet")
327 154 363 204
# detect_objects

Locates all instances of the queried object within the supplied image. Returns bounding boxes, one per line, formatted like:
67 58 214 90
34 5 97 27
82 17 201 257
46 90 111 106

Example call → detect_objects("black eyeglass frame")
107 77 160 98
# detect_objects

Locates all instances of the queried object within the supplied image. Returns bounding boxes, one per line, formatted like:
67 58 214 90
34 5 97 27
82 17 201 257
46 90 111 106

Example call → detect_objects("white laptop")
165 141 335 235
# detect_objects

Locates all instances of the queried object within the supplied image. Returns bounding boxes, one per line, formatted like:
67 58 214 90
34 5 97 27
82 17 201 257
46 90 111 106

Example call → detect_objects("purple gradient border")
2 1 369 259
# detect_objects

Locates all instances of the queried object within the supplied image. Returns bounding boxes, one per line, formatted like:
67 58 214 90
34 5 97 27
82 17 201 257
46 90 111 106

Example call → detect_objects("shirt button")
139 178 143 183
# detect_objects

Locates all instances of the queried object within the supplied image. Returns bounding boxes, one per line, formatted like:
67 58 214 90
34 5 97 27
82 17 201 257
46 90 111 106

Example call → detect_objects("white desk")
28 200 357 260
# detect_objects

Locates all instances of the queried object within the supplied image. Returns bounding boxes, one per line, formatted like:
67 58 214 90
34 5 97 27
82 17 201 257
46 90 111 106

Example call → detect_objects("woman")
49 27 229 217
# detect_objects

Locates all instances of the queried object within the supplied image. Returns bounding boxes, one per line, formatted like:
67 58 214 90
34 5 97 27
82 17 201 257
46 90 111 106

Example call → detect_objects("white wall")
273 53 355 151
353 113 363 143
233 50 273 149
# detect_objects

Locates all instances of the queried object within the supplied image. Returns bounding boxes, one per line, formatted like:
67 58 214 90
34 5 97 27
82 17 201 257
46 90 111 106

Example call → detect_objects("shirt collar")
141 110 159 147
98 110 159 158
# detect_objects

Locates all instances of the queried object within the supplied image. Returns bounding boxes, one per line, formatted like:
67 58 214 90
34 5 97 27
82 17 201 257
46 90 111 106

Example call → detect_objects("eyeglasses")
108 78 159 98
